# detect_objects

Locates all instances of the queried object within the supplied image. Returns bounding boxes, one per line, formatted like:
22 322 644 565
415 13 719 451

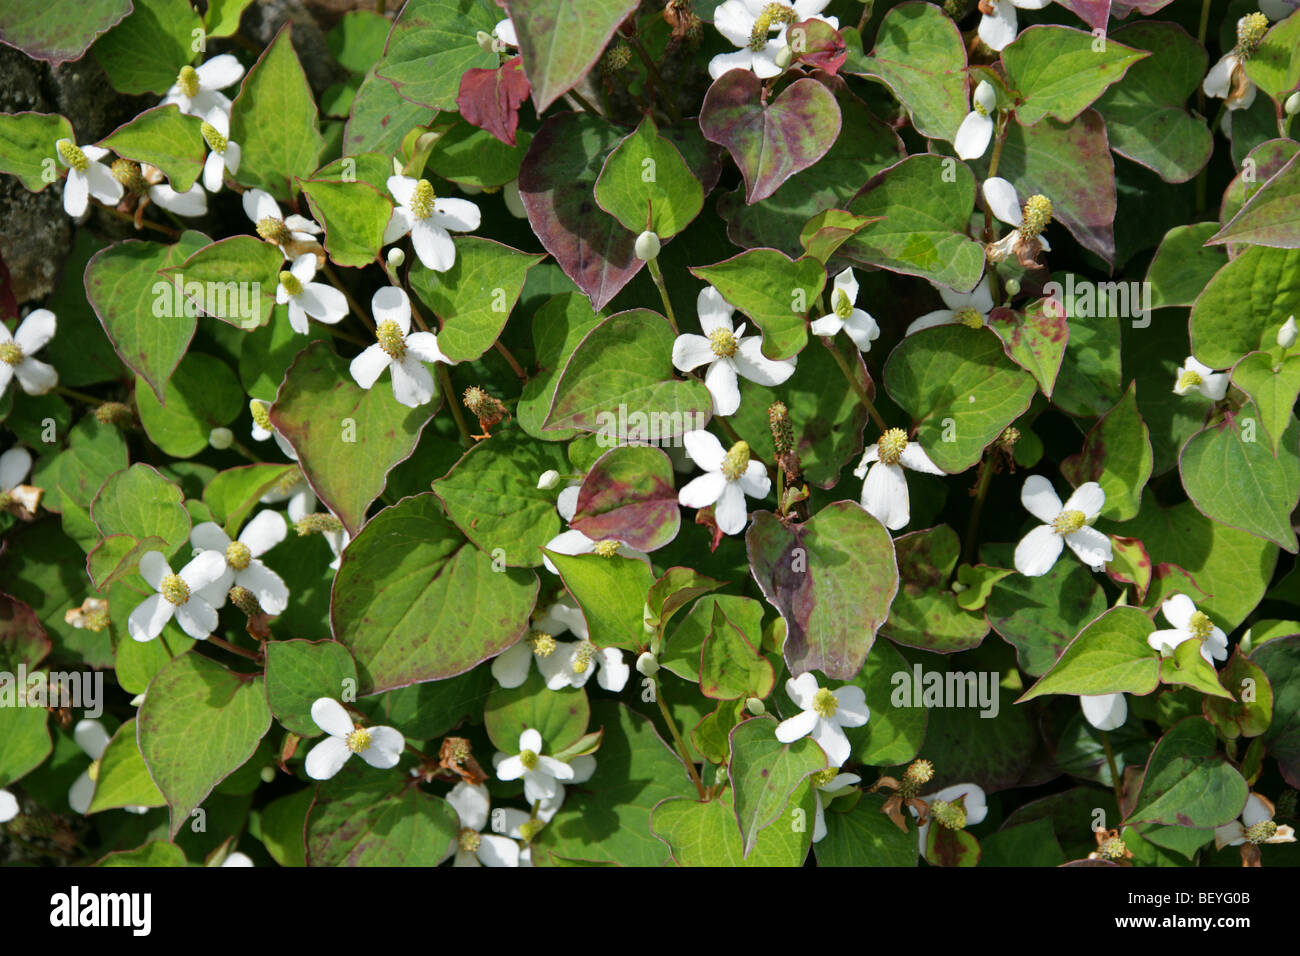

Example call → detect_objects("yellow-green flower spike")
225 540 252 571
409 179 436 220
833 288 853 319
1019 194 1053 239
812 687 838 718
160 572 190 606
571 640 596 675
709 326 738 358
1236 12 1268 57
722 440 751 480
56 139 88 172
250 400 273 432
929 798 967 830
1052 509 1086 535
0 341 23 366
294 513 344 536
528 631 557 658
111 159 145 193
345 727 372 754
749 2 798 51
257 217 291 245
458 828 482 852
279 270 303 297
229 586 263 617
593 539 620 557
1246 820 1278 845
1187 610 1214 640
177 65 200 99
519 748 539 771
1176 368 1203 393
954 306 984 329
376 320 406 360
201 121 227 154
812 767 839 788
877 427 909 466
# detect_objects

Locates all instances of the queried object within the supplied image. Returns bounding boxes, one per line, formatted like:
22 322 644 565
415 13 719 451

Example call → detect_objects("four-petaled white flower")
384 175 481 272
128 549 227 642
0 788 17 823
1 309 58 399
542 479 651 573
276 253 348 335
447 782 521 867
492 601 588 688
672 286 796 416
1080 693 1127 732
190 510 290 615
853 428 945 531
708 0 838 80
242 188 322 258
496 728 575 804
1013 476 1112 576
139 162 207 217
539 637 630 693
1173 356 1228 401
905 277 995 336
811 769 860 843
305 697 403 780
977 0 1051 52
955 81 998 160
1214 792 1296 850
1148 593 1229 665
349 287 452 408
677 429 771 536
56 140 123 218
774 673 869 767
68 719 150 816
983 176 1052 264
162 55 245 119
200 108 241 193
911 782 988 846
810 268 880 352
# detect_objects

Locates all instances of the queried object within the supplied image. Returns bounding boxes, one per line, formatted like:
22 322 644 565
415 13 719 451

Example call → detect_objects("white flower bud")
259 766 276 783
476 29 496 52
129 693 146 708
459 182 484 195
503 179 527 219
745 696 766 716
386 247 406 269
1287 91 1300 116
208 427 234 450
1003 277 1021 297
636 651 659 677
973 80 997 114
634 230 661 261
775 44 793 70
1278 315 1297 349
537 469 560 490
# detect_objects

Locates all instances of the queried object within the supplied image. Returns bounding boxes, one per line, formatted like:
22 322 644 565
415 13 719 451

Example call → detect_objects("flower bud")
1003 277 1021 297
634 230 661 261
386 247 405 269
259 766 276 783
503 179 527 218
636 651 659 677
774 43 793 70
476 29 495 51
1287 91 1300 116
208 427 234 450
745 696 766 716
1278 315 1297 349
537 469 561 490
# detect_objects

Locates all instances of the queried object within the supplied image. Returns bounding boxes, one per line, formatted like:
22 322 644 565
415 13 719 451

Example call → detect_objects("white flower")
852 428 945 531
955 81 998 160
349 287 451 408
809 268 880 352
542 478 651 574
1080 693 1127 732
285 492 350 571
1204 15 1271 112
539 639 630 693
977 0 1051 52
248 399 298 461
0 788 19 823
492 18 518 50
490 755 595 860
774 673 869 767
1173 356 1229 401
190 510 291 615
1148 593 1229 665
492 601 588 688
677 429 770 536
68 719 149 816
812 770 860 842
708 0 838 80
221 851 255 867
384 175 481 272
911 783 988 845
304 698 403 780
128 550 226 642
55 140 122 218
672 286 796 416
447 782 521 867
1214 793 1296 849
496 728 575 804
1014 476 1112 576
983 176 1052 263
537 469 560 490
905 277 995 336
0 309 58 398
242 188 321 258
200 108 241 194
161 55 245 119
141 163 207 217
276 253 348 335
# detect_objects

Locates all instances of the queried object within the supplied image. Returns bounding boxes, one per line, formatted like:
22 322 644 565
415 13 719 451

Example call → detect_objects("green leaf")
700 604 774 701
846 4 968 140
138 652 271 837
87 533 168 590
799 209 876 264
506 0 637 110
96 841 187 867
844 154 986 292
883 524 988 653
729 716 826 857
1145 222 1227 309
90 464 191 559
570 445 680 553
0 594 50 673
1252 635 1300 787
432 429 569 567
815 792 918 866
645 568 725 636
651 786 813 866
543 309 712 435
1205 649 1273 739
1019 606 1159 701
662 595 765 684
408 237 543 362
987 296 1069 398
328 9 393 74
544 550 656 651
1049 277 1124 417
202 464 297 536
747 502 899 681
483 668 590 755
1002 25 1146 126
925 821 981 867
1191 246 1300 369
2 0 131 66
1060 382 1153 521
1243 8 1300 102
426 121 533 189
517 293 605 441
84 231 209 402
135 352 244 459
265 640 358 737
306 761 457 866
884 325 1037 474
87 718 166 813
373 0 498 111
229 24 325 200
162 235 283 329
0 111 73 191
689 249 825 360
845 640 928 766
1231 352 1300 456
270 342 433 536
343 67 437 158
300 174 391 270
99 105 206 193
368 667 492 740
1212 151 1300 249
594 114 703 238
1126 716 1248 827
90 0 196 94
954 564 1014 612
924 682 1037 793
0 704 50 787
331 493 538 693
1178 406 1299 552
1160 638 1232 699
254 787 312 867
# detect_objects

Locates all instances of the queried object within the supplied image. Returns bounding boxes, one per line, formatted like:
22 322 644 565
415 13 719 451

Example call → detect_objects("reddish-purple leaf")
457 56 531 147
987 297 1070 398
791 19 847 75
1054 0 1111 30
699 71 842 204
571 445 681 552
0 593 51 672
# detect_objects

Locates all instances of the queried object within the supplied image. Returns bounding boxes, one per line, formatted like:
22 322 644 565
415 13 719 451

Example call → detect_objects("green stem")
436 362 473 447
628 35 683 124
1100 730 1124 814
494 339 528 381
961 456 997 568
566 87 600 114
321 261 375 336
646 257 678 334
102 205 180 238
654 679 706 799
982 115 1009 243
207 635 262 663
53 384 104 405
823 338 886 431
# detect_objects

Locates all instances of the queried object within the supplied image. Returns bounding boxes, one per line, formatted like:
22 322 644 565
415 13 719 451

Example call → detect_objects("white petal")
905 310 954 336
383 206 414 244
190 522 231 553
358 726 404 768
978 0 1019 51
708 49 755 80
861 461 910 530
180 549 228 591
831 685 869 727
713 0 756 47
1021 474 1064 523
390 356 435 407
150 182 207 216
678 471 728 510
84 161 124 205
174 598 218 639
672 334 716 372
196 54 244 90
491 641 534 688
1061 482 1105 521
371 286 411 332
128 593 173 642
74 719 111 760
477 834 520 867
786 672 820 709
239 509 287 556
1014 524 1064 576
733 337 796 386
404 331 447 365
1242 794 1273 828
809 314 843 337
1065 526 1112 570
738 459 771 499
304 736 351 780
14 357 57 395
447 781 491 831
0 789 18 823
203 150 226 192
899 442 945 476
234 562 289 615
519 728 543 753
1161 593 1198 630
411 219 456 272
704 359 741 416
696 286 735 335
69 771 95 815
556 485 580 522
811 719 851 767
954 111 993 160
0 447 32 491
683 428 727 472
349 345 390 390
493 17 519 46
310 697 354 738
1203 54 1236 99
713 481 748 535
775 708 817 743
1081 693 1127 731
843 310 881 351
983 176 1023 226
496 755 525 781
387 174 418 208
63 170 89 217
432 197 481 232
138 550 171 590
14 309 56 353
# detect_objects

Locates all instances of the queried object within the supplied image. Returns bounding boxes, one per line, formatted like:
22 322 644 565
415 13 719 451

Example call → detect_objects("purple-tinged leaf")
987 297 1069 398
571 445 681 553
